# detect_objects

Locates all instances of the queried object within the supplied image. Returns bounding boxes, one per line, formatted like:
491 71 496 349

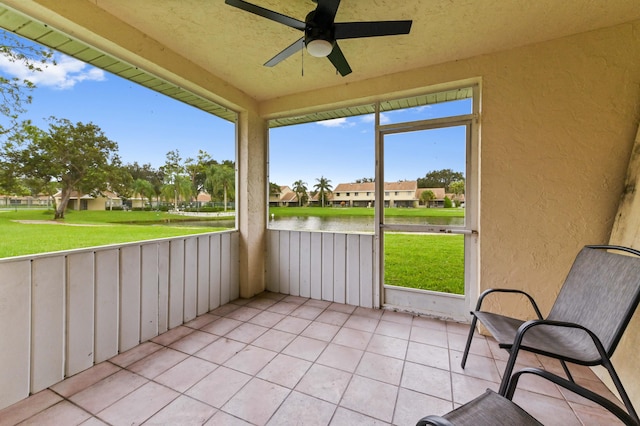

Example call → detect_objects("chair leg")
559 360 574 383
461 315 478 368
498 346 520 395
602 357 640 424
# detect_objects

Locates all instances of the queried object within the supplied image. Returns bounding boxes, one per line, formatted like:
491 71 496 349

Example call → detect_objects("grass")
1 208 465 296
384 233 464 294
0 209 229 258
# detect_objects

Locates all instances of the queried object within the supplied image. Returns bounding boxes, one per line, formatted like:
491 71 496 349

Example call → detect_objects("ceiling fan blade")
264 37 305 67
334 20 413 39
327 42 352 76
314 0 341 26
225 0 305 31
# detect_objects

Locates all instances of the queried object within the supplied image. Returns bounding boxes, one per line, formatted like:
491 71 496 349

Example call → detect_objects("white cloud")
0 53 105 89
317 117 354 128
360 112 390 124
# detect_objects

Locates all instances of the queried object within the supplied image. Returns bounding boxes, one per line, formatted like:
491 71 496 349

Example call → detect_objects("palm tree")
313 176 333 208
132 178 155 208
292 180 308 206
161 175 193 210
205 163 235 211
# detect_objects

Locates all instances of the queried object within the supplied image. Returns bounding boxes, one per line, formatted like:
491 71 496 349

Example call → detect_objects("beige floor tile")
69 369 148 414
222 378 290 425
210 303 240 316
184 313 220 329
267 391 336 426
224 345 278 375
248 310 286 328
412 315 448 332
330 407 391 425
381 310 414 325
97 381 178 425
224 322 269 344
282 336 328 361
252 328 297 352
367 334 408 360
169 329 219 354
290 305 324 320
273 316 312 334
405 341 450 370
144 395 216 425
19 400 91 426
446 321 472 335
326 303 356 314
303 299 332 309
257 353 312 389
49 362 121 398
150 325 194 346
393 387 453 426
448 349 502 383
402 362 453 401
450 372 498 405
186 366 251 408
315 310 350 326
410 326 449 348
316 343 363 373
79 417 109 425
375 320 411 340
332 327 372 351
195 338 247 364
267 301 300 315
244 296 278 310
448 332 492 357
108 341 162 367
205 411 253 425
355 352 404 385
340 375 398 423
127 347 188 379
225 306 262 322
353 307 383 319
295 364 352 404
343 315 379 332
200 317 243 336
154 356 218 393
302 321 341 342
0 390 63 426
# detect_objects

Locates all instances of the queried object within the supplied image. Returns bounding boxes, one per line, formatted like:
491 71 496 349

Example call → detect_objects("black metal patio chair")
460 244 640 423
416 367 639 426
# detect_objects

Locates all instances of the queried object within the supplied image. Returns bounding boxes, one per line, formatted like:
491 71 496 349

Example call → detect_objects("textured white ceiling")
72 0 640 101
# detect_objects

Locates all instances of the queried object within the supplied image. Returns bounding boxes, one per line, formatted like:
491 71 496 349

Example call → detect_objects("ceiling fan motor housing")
304 10 335 56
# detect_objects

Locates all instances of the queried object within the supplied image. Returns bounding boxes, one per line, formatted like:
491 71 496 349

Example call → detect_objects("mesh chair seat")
417 389 541 426
474 311 601 363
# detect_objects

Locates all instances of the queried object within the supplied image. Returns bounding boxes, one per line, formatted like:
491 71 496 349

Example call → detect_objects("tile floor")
0 292 626 425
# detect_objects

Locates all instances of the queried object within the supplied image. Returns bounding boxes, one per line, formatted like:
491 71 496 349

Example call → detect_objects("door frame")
374 86 480 321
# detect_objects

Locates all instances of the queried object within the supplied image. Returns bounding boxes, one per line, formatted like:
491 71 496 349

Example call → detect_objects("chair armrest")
514 318 608 360
506 368 639 426
416 415 455 426
474 288 543 319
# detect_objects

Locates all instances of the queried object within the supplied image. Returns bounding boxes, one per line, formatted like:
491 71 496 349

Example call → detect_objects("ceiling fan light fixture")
306 39 333 57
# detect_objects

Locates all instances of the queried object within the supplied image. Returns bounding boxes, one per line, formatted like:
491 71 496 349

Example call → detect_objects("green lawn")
0 209 228 258
385 233 464 294
1 208 465 296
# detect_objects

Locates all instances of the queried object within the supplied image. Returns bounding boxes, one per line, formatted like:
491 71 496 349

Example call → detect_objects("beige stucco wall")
264 21 640 406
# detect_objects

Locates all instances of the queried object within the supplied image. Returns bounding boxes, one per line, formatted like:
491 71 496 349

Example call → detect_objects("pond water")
268 215 464 233
165 215 464 233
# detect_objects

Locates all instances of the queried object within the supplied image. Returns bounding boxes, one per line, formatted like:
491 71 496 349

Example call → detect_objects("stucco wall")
264 20 640 407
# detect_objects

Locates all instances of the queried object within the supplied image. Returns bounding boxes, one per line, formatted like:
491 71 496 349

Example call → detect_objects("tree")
269 182 281 197
125 161 163 204
292 180 308 207
449 179 465 196
205 163 235 211
313 176 333 208
0 32 55 136
185 150 214 198
5 118 120 219
420 190 435 207
417 169 464 192
132 178 155 208
355 177 374 183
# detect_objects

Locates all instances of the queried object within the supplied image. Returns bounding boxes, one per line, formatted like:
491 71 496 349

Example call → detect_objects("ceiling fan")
224 0 413 76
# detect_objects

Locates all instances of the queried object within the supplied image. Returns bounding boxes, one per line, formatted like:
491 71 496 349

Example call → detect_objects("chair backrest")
548 245 640 356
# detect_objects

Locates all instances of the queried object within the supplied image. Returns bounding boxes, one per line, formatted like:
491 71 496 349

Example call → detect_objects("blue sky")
0 30 469 189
